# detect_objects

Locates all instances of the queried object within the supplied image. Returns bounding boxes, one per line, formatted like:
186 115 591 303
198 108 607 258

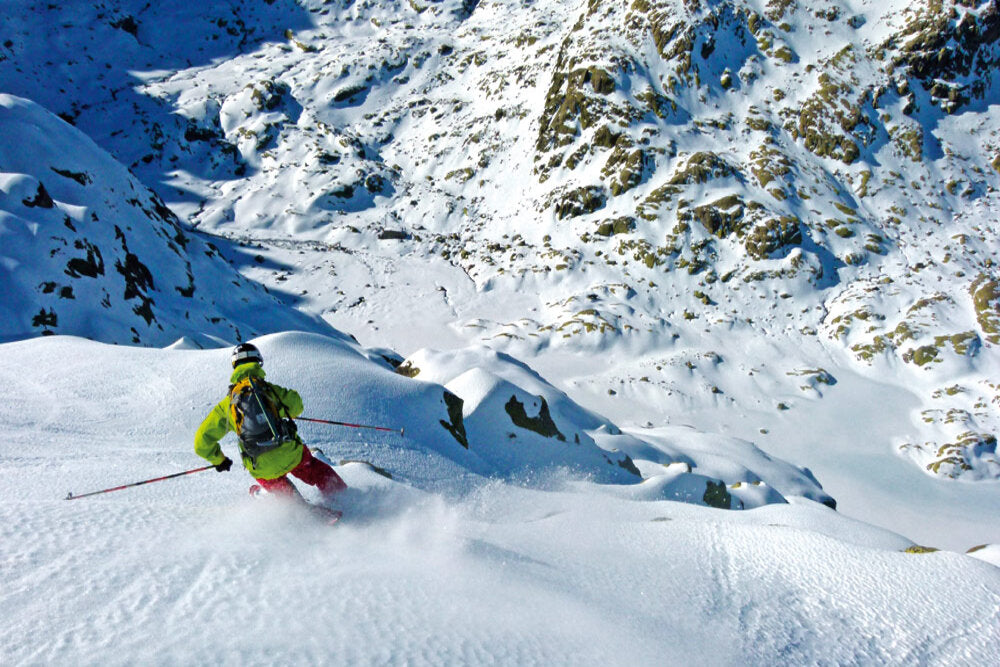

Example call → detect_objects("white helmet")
231 343 263 368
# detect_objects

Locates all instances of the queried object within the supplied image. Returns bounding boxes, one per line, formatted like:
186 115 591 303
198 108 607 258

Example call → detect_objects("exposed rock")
504 394 565 441
440 390 469 449
552 185 607 220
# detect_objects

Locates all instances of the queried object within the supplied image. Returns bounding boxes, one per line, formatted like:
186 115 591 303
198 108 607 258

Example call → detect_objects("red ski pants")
255 446 346 498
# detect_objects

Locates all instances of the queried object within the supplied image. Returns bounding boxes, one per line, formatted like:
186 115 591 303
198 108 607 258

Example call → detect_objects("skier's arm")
271 385 304 419
194 400 232 465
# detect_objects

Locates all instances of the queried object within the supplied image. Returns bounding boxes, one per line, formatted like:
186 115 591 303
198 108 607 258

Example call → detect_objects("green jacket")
194 363 305 480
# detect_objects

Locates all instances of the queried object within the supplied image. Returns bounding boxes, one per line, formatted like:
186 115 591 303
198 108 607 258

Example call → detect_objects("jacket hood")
230 362 265 384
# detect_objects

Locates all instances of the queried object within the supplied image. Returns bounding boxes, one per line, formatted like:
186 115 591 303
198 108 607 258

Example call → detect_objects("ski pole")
65 464 216 501
298 416 404 436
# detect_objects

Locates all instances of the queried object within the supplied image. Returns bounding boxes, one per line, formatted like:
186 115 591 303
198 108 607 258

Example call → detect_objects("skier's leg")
254 475 301 499
289 445 347 498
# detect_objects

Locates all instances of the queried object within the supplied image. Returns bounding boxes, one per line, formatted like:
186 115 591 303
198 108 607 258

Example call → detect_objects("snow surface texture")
2 333 998 665
2 0 1000 662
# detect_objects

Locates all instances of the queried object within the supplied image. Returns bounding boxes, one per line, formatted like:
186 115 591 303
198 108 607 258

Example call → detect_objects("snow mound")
401 346 614 431
394 345 842 505
598 425 838 510
400 346 639 482
967 544 1000 568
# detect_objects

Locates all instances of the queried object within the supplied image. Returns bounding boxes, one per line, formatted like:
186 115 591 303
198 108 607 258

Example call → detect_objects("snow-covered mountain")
0 94 334 346
2 0 1000 661
3 0 998 481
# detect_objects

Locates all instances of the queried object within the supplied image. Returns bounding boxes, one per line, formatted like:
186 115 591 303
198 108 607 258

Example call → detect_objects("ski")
310 447 335 467
248 483 342 526
306 504 343 526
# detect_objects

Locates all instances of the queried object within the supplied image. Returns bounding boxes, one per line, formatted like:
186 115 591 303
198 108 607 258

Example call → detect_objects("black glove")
215 456 233 473
283 418 297 437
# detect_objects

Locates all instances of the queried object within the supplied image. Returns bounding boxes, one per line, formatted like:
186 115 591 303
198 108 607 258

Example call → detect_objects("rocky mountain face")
1 0 999 481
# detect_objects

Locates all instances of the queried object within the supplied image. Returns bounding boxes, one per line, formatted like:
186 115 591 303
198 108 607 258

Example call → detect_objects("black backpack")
228 377 295 461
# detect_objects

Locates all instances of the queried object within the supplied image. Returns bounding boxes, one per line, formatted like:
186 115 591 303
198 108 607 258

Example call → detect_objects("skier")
194 342 347 502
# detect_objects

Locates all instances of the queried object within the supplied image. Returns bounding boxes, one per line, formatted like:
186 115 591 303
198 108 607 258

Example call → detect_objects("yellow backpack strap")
228 380 242 432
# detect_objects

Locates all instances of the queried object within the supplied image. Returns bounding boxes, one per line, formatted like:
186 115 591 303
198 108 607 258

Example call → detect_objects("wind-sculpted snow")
1 331 998 664
595 425 836 510
8 476 1000 665
0 94 333 346
400 344 842 504
401 346 639 482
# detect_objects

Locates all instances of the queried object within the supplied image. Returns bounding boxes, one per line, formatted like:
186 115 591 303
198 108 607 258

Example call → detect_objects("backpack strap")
247 376 280 439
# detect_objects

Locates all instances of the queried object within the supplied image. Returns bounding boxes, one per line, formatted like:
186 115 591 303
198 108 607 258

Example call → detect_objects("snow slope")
1 332 998 664
0 94 333 346
2 1 1000 661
